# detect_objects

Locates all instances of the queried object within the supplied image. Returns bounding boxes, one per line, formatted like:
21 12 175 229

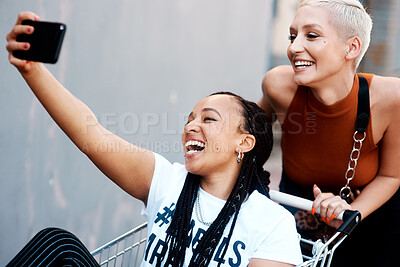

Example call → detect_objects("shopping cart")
270 190 361 267
91 190 361 267
91 222 148 266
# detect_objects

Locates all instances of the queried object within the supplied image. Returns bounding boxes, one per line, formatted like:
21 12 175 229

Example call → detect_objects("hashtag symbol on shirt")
155 203 175 227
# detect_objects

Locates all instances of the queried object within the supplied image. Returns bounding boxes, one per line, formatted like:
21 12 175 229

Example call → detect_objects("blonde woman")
259 0 400 266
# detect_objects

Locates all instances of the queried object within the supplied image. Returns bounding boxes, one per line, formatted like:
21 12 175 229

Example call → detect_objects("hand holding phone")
13 20 66 64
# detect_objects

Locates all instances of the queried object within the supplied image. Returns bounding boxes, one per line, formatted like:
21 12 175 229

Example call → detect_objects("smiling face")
181 94 246 177
287 5 349 88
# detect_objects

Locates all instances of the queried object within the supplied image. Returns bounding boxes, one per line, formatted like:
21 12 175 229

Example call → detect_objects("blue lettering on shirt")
149 239 168 266
228 241 245 267
145 204 247 266
191 227 206 252
187 219 196 248
213 238 245 266
144 233 156 261
154 202 175 227
213 237 228 264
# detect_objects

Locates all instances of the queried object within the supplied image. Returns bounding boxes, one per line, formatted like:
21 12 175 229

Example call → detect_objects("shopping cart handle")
270 190 353 221
269 190 362 236
337 210 361 235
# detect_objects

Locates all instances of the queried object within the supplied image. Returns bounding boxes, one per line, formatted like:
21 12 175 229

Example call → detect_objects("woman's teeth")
295 61 314 68
185 140 205 154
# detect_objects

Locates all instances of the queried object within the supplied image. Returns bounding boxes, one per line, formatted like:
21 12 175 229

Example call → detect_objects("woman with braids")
258 0 400 266
6 11 302 267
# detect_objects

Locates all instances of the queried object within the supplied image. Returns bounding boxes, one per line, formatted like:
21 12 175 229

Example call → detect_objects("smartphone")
13 20 66 64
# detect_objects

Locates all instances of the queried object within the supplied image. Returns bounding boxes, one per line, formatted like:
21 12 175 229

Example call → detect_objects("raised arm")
6 12 154 204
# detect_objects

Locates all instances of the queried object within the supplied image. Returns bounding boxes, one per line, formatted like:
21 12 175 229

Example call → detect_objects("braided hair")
160 92 273 266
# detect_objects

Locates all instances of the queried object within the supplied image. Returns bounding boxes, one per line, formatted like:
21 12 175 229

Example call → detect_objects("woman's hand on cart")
270 189 362 239
312 185 353 229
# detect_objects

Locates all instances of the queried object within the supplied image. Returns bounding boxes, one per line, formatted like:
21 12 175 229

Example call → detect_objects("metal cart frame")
91 222 148 267
91 190 360 267
270 190 361 267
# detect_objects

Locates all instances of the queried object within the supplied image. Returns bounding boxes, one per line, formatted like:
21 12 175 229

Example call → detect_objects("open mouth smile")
294 60 315 69
185 140 205 155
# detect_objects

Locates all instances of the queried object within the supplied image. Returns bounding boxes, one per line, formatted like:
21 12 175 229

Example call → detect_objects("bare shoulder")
262 65 297 98
370 75 400 179
370 75 400 112
260 65 297 123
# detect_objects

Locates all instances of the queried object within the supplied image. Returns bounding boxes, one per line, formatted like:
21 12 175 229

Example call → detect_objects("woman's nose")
184 120 200 133
288 36 304 56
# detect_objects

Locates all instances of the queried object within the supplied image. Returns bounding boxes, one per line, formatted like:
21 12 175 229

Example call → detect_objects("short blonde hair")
299 0 373 68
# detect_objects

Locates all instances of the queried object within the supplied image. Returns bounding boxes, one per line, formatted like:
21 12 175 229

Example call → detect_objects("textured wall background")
0 0 274 264
3 0 398 264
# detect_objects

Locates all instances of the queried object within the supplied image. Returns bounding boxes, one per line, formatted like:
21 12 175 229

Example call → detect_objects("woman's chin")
184 161 201 175
293 74 312 87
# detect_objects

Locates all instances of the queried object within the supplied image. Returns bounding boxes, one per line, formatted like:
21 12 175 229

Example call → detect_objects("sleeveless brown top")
281 73 379 192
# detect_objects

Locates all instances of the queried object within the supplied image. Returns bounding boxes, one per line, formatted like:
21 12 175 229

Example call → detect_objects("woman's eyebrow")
303 23 323 30
202 107 222 118
290 23 323 32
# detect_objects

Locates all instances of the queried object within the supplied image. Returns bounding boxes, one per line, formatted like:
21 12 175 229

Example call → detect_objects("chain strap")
340 130 366 200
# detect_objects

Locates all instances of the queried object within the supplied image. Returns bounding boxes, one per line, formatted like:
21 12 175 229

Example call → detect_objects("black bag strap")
340 74 371 201
355 75 370 132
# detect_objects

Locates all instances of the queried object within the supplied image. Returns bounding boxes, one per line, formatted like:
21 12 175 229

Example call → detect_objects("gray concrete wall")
0 0 274 264
359 0 400 76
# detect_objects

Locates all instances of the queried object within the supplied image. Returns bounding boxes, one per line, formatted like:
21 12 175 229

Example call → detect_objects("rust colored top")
281 74 379 192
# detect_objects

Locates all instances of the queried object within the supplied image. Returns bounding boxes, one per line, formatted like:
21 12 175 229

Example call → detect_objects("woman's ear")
345 36 361 60
236 134 256 153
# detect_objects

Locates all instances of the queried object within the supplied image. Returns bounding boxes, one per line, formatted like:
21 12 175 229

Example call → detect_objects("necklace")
195 190 214 227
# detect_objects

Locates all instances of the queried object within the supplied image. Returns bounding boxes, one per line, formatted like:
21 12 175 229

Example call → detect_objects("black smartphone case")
13 20 66 64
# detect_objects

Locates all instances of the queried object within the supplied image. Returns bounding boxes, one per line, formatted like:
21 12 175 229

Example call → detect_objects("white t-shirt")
141 153 303 266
